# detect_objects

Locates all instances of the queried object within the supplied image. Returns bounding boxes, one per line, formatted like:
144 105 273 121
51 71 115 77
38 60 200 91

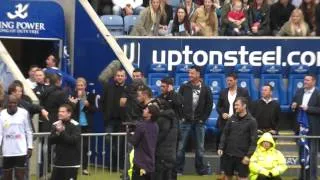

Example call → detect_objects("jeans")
176 121 206 174
299 138 318 180
113 6 145 16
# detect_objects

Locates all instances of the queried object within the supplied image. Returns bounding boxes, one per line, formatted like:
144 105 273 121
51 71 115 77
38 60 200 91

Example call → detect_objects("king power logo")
7 4 29 20
0 3 46 35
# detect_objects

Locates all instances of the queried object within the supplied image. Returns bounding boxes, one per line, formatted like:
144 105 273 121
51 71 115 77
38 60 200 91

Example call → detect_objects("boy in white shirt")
0 95 33 180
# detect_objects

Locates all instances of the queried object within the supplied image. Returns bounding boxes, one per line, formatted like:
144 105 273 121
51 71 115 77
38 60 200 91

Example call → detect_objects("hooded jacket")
249 133 287 179
156 109 178 167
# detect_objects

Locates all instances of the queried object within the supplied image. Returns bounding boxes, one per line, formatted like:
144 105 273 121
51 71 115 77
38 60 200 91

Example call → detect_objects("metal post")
80 135 84 177
123 131 128 180
117 135 120 172
102 135 106 174
43 136 48 180
88 136 91 174
109 135 113 174
95 136 98 174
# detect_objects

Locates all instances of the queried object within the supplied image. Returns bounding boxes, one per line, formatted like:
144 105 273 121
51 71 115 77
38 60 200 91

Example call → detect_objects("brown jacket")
277 21 310 36
191 6 219 36
130 7 161 36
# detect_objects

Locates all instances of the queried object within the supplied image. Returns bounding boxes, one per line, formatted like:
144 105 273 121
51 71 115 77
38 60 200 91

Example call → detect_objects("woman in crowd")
277 8 310 36
247 0 271 35
159 0 174 35
171 7 192 36
191 0 219 36
131 0 164 36
300 0 316 35
181 0 198 19
69 77 97 175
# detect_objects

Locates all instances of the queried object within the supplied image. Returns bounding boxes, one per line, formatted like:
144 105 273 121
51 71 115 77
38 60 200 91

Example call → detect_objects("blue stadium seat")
100 15 124 35
174 64 193 86
204 65 226 98
288 65 309 104
148 64 169 95
124 15 139 34
260 65 288 111
167 0 181 8
235 64 259 100
206 98 219 135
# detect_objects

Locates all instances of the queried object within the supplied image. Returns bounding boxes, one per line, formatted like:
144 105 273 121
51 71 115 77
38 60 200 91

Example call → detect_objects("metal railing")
33 132 129 180
11 133 320 179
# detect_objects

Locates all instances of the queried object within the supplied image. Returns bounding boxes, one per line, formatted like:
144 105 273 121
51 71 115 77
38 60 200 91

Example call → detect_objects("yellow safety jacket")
128 149 134 180
249 132 288 180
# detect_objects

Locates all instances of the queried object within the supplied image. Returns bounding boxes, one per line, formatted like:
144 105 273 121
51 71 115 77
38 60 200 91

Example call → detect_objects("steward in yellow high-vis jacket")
249 132 287 180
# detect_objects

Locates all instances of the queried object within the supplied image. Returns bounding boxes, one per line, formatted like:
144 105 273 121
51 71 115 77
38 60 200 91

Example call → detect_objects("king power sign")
0 1 65 39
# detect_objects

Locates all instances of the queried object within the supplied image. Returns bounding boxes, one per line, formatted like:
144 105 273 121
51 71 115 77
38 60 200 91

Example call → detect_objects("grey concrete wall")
56 0 76 73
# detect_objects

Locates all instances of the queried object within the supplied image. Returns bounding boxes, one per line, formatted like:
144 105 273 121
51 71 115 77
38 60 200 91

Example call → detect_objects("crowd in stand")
90 0 320 36
0 54 320 180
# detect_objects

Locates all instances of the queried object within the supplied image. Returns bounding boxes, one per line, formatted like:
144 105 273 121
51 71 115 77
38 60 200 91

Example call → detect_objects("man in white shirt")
0 95 33 180
25 65 38 89
291 74 320 180
112 0 144 16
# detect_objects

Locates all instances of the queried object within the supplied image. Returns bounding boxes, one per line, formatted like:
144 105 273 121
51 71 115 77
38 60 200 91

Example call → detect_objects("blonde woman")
191 0 219 36
130 0 164 36
277 8 310 36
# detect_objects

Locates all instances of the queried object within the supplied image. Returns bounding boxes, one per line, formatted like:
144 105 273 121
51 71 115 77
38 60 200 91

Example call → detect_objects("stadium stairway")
183 131 318 177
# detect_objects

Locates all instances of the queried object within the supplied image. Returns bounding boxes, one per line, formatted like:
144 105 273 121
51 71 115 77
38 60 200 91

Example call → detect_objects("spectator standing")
0 95 33 180
129 104 160 180
131 0 164 36
42 74 69 132
269 0 295 35
120 69 146 122
277 9 310 36
171 7 192 36
300 0 316 35
251 84 281 135
316 3 320 35
69 77 97 175
217 73 250 131
43 54 76 89
181 0 198 19
226 0 249 35
99 68 127 170
247 0 271 35
218 97 257 180
154 99 178 180
249 132 287 180
158 77 183 121
191 0 219 36
176 65 213 175
112 0 145 16
49 104 81 180
33 69 47 101
291 74 320 180
25 65 38 89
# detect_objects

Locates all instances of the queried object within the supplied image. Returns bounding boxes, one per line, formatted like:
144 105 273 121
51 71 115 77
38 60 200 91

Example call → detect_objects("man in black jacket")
291 74 320 180
49 104 81 180
251 84 281 135
176 65 213 175
42 74 69 132
153 99 178 180
218 97 257 180
269 0 295 35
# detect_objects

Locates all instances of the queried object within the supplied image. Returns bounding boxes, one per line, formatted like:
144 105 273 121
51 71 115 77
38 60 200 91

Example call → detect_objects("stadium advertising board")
0 1 65 39
117 38 320 72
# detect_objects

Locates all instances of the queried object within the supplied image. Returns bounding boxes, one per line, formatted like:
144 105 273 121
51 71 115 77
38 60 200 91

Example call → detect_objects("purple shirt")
129 120 159 172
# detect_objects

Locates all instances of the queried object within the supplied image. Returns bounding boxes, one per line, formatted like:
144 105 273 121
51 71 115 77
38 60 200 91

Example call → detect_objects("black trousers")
154 160 174 180
257 174 282 180
81 126 89 170
132 165 154 180
51 167 78 180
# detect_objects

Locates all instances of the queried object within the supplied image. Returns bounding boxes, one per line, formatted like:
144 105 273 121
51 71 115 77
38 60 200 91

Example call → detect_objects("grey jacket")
130 7 161 36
